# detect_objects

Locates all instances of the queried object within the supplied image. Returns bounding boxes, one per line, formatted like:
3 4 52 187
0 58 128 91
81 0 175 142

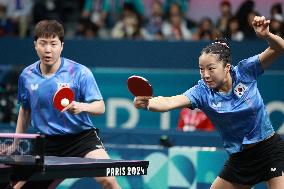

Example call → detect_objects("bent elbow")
100 106 106 114
90 100 105 115
96 104 105 115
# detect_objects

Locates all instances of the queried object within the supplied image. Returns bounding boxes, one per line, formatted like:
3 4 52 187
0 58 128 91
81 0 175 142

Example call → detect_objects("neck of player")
218 73 232 94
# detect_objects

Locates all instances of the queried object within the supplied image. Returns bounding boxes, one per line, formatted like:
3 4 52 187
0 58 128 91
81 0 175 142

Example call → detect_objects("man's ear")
225 63 231 73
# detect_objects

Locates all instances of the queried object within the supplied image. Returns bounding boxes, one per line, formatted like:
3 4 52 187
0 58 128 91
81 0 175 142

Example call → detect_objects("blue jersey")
183 55 274 154
18 58 103 135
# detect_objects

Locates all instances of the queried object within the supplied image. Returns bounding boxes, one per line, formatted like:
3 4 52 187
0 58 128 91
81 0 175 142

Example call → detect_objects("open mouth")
44 56 52 62
205 81 213 85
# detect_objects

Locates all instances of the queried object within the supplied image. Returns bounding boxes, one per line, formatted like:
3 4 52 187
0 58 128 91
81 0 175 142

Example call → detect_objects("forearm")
82 100 105 115
265 32 284 52
14 107 30 145
15 107 30 134
148 95 191 112
259 32 284 69
148 96 172 112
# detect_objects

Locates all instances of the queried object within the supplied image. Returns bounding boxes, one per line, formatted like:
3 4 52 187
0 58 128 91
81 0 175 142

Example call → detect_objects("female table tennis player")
134 16 284 189
13 20 121 189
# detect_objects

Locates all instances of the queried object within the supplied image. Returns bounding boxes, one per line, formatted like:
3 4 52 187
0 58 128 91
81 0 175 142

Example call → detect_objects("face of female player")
199 53 231 91
34 36 63 69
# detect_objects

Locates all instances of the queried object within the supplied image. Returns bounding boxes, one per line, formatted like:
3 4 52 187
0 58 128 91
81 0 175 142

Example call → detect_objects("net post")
34 134 45 166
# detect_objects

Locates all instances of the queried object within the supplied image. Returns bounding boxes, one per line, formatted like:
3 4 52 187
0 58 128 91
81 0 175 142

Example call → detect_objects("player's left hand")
61 101 85 114
252 16 270 39
0 144 16 155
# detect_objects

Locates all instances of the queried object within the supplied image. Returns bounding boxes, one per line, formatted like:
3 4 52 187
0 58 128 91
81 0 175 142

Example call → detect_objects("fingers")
0 144 8 154
60 101 75 113
0 145 15 155
252 16 270 27
0 149 7 155
135 96 152 100
263 20 270 28
60 101 85 114
61 101 82 114
134 96 151 109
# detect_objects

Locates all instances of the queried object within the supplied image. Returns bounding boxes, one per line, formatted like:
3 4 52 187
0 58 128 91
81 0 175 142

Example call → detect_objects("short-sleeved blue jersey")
18 57 103 135
183 55 274 154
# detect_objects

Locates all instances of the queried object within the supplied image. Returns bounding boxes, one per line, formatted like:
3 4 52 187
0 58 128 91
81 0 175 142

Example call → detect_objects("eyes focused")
38 41 60 48
199 67 216 71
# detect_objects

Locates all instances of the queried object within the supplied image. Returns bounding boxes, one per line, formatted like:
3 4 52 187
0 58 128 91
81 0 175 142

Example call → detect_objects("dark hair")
34 20 64 42
200 38 231 66
220 0 231 7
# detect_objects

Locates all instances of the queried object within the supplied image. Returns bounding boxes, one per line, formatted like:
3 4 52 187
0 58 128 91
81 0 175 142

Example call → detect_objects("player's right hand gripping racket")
127 75 153 96
53 87 75 111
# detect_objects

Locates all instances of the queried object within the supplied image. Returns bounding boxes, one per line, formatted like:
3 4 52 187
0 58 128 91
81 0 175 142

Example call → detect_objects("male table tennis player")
13 20 121 189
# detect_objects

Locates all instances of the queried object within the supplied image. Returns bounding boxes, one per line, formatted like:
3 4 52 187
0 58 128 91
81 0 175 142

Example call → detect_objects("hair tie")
212 41 229 48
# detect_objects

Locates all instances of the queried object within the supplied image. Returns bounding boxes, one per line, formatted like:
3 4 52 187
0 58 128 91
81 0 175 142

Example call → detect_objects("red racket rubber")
53 87 75 111
127 75 153 96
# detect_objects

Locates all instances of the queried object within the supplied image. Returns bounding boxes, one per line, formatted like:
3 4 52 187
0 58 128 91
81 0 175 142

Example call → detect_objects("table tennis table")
0 156 149 183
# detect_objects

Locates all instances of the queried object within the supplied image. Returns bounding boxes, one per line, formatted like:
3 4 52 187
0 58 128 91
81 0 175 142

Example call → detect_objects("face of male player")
34 36 64 71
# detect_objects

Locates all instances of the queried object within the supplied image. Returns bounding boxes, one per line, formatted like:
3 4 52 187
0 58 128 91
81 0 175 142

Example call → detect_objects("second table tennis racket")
127 75 153 96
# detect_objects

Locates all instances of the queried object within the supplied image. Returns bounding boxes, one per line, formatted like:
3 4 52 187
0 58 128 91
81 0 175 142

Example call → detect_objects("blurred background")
0 0 284 188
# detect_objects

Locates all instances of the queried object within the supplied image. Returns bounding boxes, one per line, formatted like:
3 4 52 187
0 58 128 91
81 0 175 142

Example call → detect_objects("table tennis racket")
127 75 153 96
53 87 74 111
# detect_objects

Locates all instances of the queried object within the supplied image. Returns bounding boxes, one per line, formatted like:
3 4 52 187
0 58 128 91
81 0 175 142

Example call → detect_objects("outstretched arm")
253 16 284 69
134 95 192 112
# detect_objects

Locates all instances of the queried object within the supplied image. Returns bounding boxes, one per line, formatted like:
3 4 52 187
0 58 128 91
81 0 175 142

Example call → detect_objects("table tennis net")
0 133 44 165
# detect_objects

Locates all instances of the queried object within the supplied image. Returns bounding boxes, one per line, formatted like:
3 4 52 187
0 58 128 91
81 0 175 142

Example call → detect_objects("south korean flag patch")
57 83 70 89
234 83 248 98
